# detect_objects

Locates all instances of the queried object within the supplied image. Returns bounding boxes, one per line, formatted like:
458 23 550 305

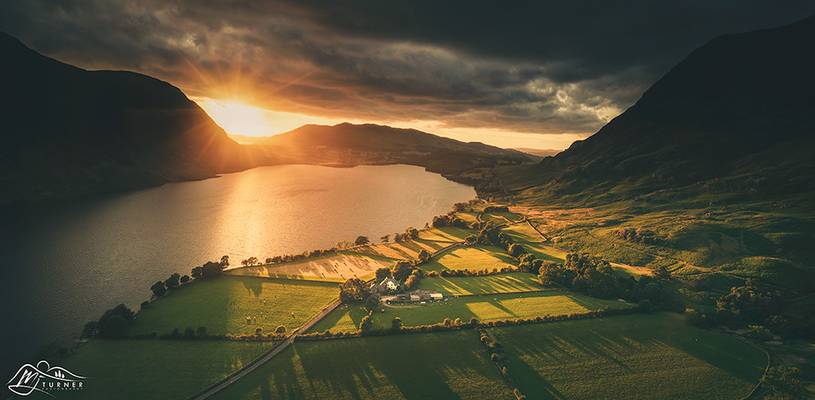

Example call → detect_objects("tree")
275 325 287 335
365 294 380 311
417 249 431 263
375 267 392 282
380 234 390 243
391 317 402 331
392 261 413 281
180 275 191 284
151 281 167 297
653 265 672 280
219 255 230 267
196 326 208 338
184 327 196 339
340 278 370 304
354 236 370 246
241 256 259 267
96 304 135 338
99 315 129 338
165 273 181 289
80 321 99 339
508 243 527 258
406 227 419 240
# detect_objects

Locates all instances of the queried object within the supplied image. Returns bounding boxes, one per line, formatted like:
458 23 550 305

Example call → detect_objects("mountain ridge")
502 15 815 205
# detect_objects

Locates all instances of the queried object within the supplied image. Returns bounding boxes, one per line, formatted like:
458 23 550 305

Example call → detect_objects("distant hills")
0 33 531 205
505 15 815 205
245 123 533 184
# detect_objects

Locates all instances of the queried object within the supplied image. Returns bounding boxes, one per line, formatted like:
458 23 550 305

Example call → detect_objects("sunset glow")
195 98 342 137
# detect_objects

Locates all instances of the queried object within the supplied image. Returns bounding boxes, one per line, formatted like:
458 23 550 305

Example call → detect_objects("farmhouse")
373 276 402 295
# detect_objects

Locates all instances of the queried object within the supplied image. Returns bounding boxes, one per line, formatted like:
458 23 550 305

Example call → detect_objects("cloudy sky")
2 1 814 149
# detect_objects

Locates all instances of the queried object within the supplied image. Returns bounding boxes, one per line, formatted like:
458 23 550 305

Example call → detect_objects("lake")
0 164 475 371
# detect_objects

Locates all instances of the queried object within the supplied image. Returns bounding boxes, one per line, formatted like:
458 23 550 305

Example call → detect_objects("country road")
187 298 342 400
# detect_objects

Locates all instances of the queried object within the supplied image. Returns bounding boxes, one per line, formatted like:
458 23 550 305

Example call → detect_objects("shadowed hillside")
494 16 815 306
0 32 270 205
503 15 815 205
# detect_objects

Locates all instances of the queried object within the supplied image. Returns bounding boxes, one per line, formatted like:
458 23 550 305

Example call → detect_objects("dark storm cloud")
2 0 814 134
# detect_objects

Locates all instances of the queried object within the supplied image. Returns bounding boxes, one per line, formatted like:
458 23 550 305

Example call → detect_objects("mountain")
246 123 535 185
513 148 560 158
0 32 534 205
0 32 267 205
505 15 815 205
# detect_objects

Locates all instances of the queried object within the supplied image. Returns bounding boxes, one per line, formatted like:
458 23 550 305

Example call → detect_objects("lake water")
0 164 474 371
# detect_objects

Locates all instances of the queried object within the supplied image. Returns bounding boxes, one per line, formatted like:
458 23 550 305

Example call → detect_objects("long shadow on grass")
294 332 500 399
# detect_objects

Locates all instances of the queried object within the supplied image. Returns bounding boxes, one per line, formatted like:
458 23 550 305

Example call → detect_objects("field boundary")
739 338 772 400
186 298 342 400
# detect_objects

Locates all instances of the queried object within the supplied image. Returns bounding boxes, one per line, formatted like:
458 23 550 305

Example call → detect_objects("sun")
195 98 273 136
195 97 346 138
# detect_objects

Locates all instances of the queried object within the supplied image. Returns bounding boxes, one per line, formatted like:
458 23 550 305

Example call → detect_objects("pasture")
416 273 543 296
422 245 516 272
227 252 393 282
130 276 338 336
492 313 766 400
312 291 630 333
210 331 515 400
418 226 472 243
60 340 273 400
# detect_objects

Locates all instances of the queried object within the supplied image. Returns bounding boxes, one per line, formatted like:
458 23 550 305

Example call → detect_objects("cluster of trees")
516 253 545 274
339 278 371 304
483 205 509 213
391 227 420 243
539 253 683 311
191 255 230 279
81 304 135 339
426 266 516 278
613 227 662 245
264 248 337 265
157 326 210 340
149 272 191 298
404 268 423 289
478 329 526 400
690 280 813 340
431 213 470 229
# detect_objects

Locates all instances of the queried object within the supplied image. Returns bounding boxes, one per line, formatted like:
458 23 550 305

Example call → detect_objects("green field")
423 245 516 272
313 291 631 333
309 303 372 333
211 331 514 400
501 222 542 242
227 252 393 282
130 276 338 336
417 273 543 295
60 339 273 400
418 226 473 243
492 313 766 400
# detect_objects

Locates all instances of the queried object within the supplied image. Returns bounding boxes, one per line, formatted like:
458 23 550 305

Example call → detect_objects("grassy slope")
492 313 766 400
211 331 515 400
130 276 338 336
313 291 631 333
227 252 394 282
418 226 472 242
59 340 273 400
422 245 516 272
416 273 543 296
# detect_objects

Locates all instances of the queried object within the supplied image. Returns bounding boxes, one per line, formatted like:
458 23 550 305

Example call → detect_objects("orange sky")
195 97 586 150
